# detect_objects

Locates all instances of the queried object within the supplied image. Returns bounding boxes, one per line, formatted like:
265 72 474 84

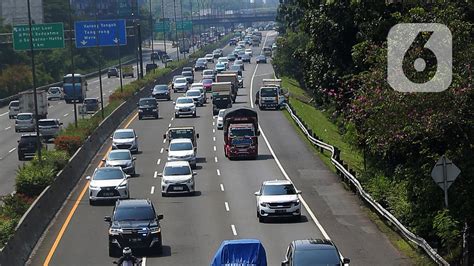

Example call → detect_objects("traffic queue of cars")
47 30 350 264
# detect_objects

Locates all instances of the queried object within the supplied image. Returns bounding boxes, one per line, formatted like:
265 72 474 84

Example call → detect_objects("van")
8 100 20 119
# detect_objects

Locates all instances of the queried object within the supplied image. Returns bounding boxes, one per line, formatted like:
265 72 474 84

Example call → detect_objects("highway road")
0 42 187 196
28 32 409 265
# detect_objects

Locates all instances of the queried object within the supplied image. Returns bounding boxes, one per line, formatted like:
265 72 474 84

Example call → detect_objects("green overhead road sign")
155 21 171 33
176 21 193 31
13 23 65 51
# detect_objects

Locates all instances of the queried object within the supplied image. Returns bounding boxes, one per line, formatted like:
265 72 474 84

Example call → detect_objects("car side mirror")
158 173 163 177
173 102 176 105
163 134 166 139
125 174 131 179
165 148 169 151
157 214 164 220
193 171 197 175
135 136 138 139
104 216 111 222
86 176 91 180
137 103 139 106
254 191 261 196
132 157 136 161
343 258 350 264
296 190 302 194
60 123 63 125
281 260 289 266
17 140 20 143
196 133 200 138
101 159 106 162
110 136 113 139
257 130 261 136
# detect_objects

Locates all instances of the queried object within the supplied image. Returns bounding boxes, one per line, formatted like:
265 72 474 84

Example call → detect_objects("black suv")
105 199 164 257
107 68 119 78
17 133 45 161
282 239 350 266
137 98 159 120
151 84 171 101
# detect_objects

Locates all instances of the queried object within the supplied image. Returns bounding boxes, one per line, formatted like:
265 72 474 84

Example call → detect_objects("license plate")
103 192 115 197
173 186 184 191
275 210 287 213
129 238 141 242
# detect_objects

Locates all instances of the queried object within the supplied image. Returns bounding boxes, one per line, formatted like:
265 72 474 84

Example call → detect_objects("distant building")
0 0 44 25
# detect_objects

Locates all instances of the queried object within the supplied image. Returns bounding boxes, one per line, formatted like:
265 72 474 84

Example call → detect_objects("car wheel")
191 163 196 169
9 115 12 119
193 112 196 118
175 113 179 118
155 114 159 119
258 216 265 223
138 115 142 120
18 154 24 161
294 214 302 222
161 192 167 197
168 96 171 101
89 199 95 206
109 244 120 257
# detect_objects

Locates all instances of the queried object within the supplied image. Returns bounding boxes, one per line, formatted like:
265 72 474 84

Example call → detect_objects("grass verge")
281 76 433 265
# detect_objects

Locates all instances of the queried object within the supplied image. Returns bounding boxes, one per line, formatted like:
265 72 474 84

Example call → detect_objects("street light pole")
161 0 167 67
173 0 180 61
149 0 155 65
67 0 78 128
179 0 185 58
190 0 195 53
95 2 104 119
26 0 41 161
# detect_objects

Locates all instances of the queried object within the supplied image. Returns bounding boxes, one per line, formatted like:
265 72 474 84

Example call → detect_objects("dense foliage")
276 0 473 262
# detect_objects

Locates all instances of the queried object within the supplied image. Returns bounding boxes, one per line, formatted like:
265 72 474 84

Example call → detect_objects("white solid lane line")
63 113 69 117
154 171 158 178
160 148 164 154
8 148 16 153
0 112 8 117
217 169 221 176
214 157 218 163
150 186 155 194
231 225 237 236
225 202 230 212
248 34 331 240
220 184 225 191
157 159 161 165
142 257 147 266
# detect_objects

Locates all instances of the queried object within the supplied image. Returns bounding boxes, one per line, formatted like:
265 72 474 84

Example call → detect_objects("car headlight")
174 106 180 110
190 106 196 110
186 178 194 184
292 199 300 205
260 202 267 207
118 182 127 188
163 179 172 184
152 108 157 112
109 228 123 235
150 226 161 234
138 109 143 112
89 184 99 189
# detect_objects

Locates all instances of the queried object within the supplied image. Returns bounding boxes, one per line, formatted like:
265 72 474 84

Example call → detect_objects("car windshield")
197 58 206 63
203 70 213 75
49 88 60 93
139 99 157 106
177 98 193 104
218 110 226 118
176 78 187 83
202 79 212 84
231 66 240 70
154 85 168 91
93 168 124 180
10 101 19 107
173 76 184 82
108 151 131 160
169 129 193 139
230 127 255 137
227 54 235 58
16 114 32 120
84 99 97 104
260 88 277 97
114 206 155 221
114 131 134 139
182 72 193 76
164 166 191 175
19 136 37 145
216 64 225 68
187 91 201 97
294 249 341 265
38 120 57 126
261 184 296 195
169 142 193 151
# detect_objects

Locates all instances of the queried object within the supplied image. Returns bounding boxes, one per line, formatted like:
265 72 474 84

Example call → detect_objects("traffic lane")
145 96 236 265
252 60 409 264
211 57 325 266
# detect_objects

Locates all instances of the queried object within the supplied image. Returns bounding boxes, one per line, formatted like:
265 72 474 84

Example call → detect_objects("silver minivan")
15 113 35 132
8 100 20 119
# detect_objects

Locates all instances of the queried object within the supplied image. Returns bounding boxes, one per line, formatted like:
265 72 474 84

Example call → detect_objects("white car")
173 77 189 92
217 57 229 68
186 90 204 106
112 128 139 153
217 109 225 129
174 97 196 118
47 86 63 100
204 53 214 63
87 167 130 205
167 138 196 168
160 161 196 196
254 180 302 222
245 49 253 57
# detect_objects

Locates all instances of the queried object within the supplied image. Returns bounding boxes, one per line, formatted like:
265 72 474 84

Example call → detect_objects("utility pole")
95 2 104 119
68 0 78 128
132 1 140 79
161 0 168 67
173 0 180 61
116 23 123 92
149 0 155 65
138 23 144 78
179 0 185 58
190 0 195 53
26 0 41 160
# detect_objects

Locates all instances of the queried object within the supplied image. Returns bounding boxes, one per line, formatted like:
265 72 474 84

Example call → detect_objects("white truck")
19 91 48 119
212 82 233 115
255 79 287 110
179 38 191 54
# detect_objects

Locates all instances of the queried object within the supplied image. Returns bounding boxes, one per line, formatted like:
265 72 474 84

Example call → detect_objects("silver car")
87 167 130 205
15 113 35 132
103 149 136 176
38 119 63 140
112 129 139 153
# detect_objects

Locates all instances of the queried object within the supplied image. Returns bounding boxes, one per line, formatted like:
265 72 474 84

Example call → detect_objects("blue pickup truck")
211 239 267 266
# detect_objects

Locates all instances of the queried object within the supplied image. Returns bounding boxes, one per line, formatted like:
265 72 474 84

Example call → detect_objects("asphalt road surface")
28 32 410 266
0 42 185 196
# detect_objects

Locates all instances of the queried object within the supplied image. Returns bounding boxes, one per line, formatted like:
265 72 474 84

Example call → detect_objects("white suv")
87 167 130 205
174 97 196 118
254 180 302 222
160 161 196 196
167 138 196 168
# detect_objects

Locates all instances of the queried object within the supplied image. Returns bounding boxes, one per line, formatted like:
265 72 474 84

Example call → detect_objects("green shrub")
433 209 462 261
16 163 55 197
0 218 17 247
34 150 70 171
0 194 31 219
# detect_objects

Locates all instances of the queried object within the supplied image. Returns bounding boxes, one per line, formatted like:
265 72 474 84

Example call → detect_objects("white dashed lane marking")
8 148 16 153
231 225 237 236
154 171 158 178
217 169 221 176
225 202 230 212
150 186 155 194
157 159 161 165
220 184 225 191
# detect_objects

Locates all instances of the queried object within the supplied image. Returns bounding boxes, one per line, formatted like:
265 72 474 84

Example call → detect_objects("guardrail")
284 102 449 266
0 56 136 108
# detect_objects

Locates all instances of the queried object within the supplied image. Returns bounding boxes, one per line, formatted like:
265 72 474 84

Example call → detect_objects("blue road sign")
75 19 127 48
